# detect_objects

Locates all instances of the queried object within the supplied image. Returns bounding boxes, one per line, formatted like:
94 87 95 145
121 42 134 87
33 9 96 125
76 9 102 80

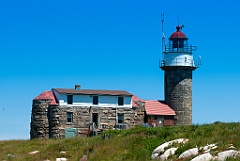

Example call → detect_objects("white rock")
6 154 16 158
151 153 159 159
191 152 213 161
56 158 68 161
199 144 217 153
159 147 177 161
29 150 39 155
179 147 199 159
228 145 236 150
151 138 188 159
60 151 66 154
213 150 240 161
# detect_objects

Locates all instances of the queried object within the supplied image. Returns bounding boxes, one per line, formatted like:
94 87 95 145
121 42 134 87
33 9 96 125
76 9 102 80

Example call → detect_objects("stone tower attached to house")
160 26 200 126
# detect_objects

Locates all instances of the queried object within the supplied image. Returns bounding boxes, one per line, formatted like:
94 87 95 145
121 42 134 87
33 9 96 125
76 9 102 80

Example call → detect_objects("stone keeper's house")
30 85 175 139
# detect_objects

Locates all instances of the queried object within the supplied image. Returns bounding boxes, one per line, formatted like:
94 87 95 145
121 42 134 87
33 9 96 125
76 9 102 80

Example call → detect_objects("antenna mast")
161 13 165 54
178 12 179 26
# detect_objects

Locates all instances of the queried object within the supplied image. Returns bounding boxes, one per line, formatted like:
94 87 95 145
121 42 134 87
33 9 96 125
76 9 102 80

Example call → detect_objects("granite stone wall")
31 101 145 139
164 67 194 126
30 99 50 139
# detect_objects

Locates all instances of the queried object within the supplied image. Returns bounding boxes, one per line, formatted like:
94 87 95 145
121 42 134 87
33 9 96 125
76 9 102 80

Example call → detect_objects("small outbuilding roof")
132 94 175 116
144 100 175 116
33 91 57 105
53 88 133 96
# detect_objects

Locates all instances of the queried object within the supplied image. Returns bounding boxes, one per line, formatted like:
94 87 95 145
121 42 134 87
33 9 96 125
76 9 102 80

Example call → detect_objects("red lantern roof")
170 26 187 39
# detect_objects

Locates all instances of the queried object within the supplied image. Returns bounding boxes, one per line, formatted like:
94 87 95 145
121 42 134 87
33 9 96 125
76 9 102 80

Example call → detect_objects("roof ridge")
53 88 129 91
52 88 132 96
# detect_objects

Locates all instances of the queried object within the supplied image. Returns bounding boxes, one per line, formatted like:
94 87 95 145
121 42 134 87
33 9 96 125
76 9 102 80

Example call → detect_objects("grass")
1 122 240 161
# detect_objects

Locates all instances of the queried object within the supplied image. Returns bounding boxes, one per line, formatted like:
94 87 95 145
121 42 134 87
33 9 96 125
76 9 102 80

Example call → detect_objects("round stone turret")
30 99 50 139
30 91 57 139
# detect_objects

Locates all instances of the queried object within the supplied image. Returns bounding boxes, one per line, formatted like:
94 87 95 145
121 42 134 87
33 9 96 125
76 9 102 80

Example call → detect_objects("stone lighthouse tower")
160 26 199 126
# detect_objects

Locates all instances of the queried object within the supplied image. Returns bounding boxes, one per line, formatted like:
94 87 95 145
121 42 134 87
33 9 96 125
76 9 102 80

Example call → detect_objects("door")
157 117 164 127
65 128 77 138
92 113 98 128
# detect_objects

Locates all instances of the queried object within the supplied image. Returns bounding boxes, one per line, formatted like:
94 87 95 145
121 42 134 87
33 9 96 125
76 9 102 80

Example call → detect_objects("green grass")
1 122 240 161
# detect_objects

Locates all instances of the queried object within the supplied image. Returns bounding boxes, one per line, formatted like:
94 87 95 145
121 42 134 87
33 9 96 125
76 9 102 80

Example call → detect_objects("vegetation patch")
0 122 240 161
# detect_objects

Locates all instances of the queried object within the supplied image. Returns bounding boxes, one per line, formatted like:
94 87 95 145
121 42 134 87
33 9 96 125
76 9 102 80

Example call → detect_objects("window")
93 96 98 105
67 95 73 104
118 114 124 124
118 97 124 106
67 112 73 123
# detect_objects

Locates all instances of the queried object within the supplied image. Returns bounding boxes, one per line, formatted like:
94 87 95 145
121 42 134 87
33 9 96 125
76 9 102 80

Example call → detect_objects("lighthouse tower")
160 26 199 126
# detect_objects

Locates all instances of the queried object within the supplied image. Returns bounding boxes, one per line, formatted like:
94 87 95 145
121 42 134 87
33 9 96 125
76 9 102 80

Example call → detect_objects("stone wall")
30 99 50 139
48 105 62 138
31 102 145 139
164 67 194 126
49 105 145 138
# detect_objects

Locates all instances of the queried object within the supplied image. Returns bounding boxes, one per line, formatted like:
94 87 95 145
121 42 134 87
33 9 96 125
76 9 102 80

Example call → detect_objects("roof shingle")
144 100 175 116
33 91 57 105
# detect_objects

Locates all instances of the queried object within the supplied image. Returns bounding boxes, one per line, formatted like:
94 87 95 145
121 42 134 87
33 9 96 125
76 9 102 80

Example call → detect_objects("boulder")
213 150 240 161
191 153 213 161
29 150 39 155
56 158 68 161
201 144 217 152
228 145 236 150
79 155 88 161
159 147 177 161
6 154 16 158
179 147 199 159
178 144 217 159
151 138 188 159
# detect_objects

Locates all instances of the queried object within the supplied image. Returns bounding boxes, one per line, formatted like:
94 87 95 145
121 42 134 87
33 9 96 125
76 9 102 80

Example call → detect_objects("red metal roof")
144 100 175 115
33 91 57 105
132 94 175 116
53 88 133 96
170 26 187 39
132 94 143 107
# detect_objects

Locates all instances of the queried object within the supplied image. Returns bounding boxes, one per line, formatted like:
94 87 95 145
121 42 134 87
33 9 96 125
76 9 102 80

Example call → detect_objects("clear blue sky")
1 0 240 140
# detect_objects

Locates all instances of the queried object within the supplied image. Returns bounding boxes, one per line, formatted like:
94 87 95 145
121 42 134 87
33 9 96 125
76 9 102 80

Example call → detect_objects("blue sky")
1 0 240 140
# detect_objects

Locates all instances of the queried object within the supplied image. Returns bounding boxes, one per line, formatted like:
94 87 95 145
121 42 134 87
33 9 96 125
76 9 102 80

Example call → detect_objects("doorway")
92 113 98 128
157 117 164 127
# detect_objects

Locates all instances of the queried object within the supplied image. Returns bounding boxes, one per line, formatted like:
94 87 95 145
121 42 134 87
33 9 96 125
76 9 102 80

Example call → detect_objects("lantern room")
169 26 188 51
160 25 198 68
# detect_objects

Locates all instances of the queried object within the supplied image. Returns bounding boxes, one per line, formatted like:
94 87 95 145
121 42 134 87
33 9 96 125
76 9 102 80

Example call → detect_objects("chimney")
75 84 81 90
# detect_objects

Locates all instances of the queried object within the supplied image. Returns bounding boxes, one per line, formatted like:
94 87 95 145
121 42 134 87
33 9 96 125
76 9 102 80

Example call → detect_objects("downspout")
115 96 118 128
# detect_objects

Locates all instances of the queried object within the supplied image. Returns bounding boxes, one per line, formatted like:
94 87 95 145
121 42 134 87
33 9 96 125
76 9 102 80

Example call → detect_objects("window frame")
92 95 98 105
118 113 124 124
67 95 73 104
118 96 124 106
66 112 73 123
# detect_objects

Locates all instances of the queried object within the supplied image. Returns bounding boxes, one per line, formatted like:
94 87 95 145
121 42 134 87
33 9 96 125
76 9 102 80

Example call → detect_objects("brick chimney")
75 84 81 90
